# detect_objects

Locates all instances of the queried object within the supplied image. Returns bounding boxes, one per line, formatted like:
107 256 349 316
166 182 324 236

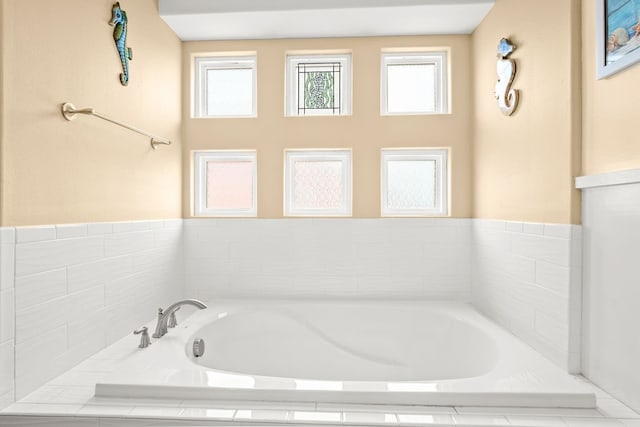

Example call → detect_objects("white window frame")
193 55 257 118
193 150 257 217
381 148 448 217
284 149 352 217
285 53 352 116
380 51 448 115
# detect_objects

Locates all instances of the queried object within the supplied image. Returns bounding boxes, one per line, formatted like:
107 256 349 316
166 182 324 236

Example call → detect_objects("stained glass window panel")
386 64 436 113
206 161 254 209
297 63 341 115
386 160 436 209
305 72 335 109
286 54 351 116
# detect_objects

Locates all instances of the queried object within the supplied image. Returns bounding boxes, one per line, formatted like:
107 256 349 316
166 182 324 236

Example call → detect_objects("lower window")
381 148 448 216
284 149 352 216
193 151 257 217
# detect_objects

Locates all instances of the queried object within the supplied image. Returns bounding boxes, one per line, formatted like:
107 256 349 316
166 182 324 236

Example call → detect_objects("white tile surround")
0 217 589 425
471 219 582 373
0 227 16 409
578 170 640 414
0 220 183 406
183 219 471 300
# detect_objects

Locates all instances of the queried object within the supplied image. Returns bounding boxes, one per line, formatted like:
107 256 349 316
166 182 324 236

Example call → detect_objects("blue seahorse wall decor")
109 2 132 86
495 38 519 116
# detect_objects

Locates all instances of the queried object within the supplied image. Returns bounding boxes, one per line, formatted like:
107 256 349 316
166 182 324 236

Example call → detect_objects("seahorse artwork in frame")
109 2 133 86
494 38 519 116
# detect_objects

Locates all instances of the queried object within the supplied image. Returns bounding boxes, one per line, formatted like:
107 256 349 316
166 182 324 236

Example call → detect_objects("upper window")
194 55 257 118
381 51 448 115
193 151 257 217
381 149 448 217
284 149 352 216
286 53 352 116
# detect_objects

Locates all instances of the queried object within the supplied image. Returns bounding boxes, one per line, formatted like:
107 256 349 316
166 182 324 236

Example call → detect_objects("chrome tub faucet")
152 299 208 338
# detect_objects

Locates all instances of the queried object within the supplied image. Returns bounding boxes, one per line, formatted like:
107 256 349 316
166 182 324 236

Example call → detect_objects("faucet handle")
168 306 180 328
134 326 148 334
133 326 151 348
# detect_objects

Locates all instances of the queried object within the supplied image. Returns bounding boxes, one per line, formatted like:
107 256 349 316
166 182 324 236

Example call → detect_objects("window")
284 150 352 216
286 54 352 116
381 149 448 216
194 151 257 216
194 55 257 118
381 51 448 115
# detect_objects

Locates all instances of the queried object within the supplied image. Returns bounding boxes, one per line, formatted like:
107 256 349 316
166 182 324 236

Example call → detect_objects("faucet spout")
152 299 207 338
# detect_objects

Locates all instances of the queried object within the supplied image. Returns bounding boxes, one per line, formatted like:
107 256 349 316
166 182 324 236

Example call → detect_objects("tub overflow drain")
193 338 205 358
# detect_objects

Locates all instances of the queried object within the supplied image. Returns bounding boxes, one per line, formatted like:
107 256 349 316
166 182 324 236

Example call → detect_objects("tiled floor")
1 332 639 427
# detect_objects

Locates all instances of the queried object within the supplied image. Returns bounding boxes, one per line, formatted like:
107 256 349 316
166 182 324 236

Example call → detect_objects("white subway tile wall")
0 229 16 293
183 219 472 300
0 227 16 408
471 220 582 372
3 220 183 402
582 181 640 413
0 217 583 412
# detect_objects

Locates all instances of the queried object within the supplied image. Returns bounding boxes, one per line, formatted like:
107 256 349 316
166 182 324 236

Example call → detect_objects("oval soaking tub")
95 300 596 408
193 305 498 381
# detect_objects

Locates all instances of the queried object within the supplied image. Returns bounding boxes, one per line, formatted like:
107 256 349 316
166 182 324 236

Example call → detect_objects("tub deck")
94 300 596 408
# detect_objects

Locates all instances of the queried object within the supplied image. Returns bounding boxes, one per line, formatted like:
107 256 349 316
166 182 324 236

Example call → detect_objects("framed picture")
596 0 640 79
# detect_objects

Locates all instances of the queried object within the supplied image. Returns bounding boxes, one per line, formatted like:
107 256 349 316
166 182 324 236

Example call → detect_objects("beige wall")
471 0 582 224
582 0 640 175
0 0 182 226
182 36 473 218
5 1 620 226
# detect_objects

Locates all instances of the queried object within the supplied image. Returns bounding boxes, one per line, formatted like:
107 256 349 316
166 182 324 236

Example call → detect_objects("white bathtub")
96 300 595 408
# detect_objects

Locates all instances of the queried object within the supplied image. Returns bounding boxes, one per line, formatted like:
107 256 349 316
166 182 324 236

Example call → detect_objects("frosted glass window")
194 151 257 216
206 69 254 116
293 161 343 209
381 149 448 216
285 150 352 216
387 160 436 209
194 55 256 118
381 51 448 115
206 161 254 209
286 54 352 116
386 64 436 113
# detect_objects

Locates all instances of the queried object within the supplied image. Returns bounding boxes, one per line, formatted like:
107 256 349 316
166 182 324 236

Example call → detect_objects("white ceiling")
158 0 495 41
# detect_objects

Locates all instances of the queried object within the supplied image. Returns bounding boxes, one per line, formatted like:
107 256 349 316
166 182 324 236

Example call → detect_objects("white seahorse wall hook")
495 38 519 116
109 2 133 86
